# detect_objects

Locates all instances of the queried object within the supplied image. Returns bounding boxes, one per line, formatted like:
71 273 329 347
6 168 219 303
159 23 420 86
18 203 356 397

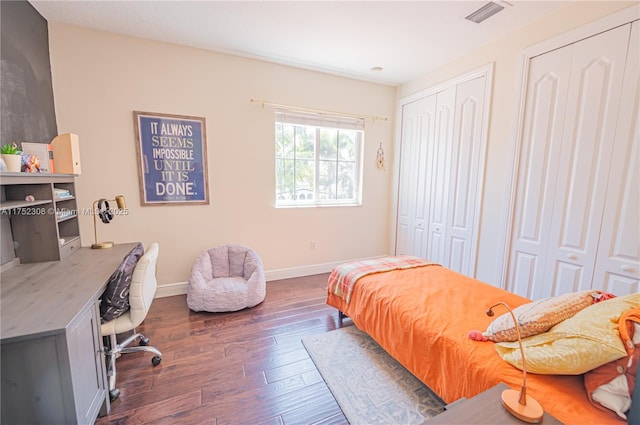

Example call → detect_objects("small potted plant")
1 143 22 172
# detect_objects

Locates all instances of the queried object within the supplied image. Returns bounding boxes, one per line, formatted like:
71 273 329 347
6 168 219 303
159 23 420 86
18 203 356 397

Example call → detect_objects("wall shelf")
0 199 52 211
0 173 80 264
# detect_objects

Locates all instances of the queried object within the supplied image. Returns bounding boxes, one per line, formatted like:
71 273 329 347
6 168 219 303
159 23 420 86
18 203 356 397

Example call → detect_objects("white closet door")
396 96 436 257
395 66 491 274
592 22 640 295
542 24 630 297
427 87 455 264
396 101 419 255
413 96 437 258
507 24 632 299
445 76 486 275
507 46 572 298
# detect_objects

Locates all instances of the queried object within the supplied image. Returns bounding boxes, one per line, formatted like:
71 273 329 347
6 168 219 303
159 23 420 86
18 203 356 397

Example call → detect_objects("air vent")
465 2 505 24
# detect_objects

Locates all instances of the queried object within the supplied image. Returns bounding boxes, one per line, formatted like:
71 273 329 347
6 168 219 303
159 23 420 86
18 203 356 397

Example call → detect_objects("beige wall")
48 23 396 285
399 1 636 286
47 1 634 289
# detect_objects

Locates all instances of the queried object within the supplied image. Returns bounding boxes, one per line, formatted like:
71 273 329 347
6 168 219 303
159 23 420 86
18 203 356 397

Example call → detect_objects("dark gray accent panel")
1 0 57 146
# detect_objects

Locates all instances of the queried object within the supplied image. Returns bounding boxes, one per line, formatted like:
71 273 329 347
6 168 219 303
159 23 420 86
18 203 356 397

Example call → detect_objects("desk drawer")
60 237 81 260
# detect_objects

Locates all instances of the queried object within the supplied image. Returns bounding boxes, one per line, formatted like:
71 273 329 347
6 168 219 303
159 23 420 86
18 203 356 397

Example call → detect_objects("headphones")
97 199 114 224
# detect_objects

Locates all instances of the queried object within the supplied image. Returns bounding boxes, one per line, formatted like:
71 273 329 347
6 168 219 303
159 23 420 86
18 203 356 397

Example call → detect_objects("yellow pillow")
495 293 640 375
484 290 598 342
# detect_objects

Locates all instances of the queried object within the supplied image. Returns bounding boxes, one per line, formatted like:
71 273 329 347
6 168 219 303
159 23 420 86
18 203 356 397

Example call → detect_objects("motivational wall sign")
134 111 209 205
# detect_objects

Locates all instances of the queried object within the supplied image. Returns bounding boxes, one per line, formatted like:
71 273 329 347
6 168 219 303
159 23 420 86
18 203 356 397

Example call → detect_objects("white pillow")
592 373 632 420
589 322 640 420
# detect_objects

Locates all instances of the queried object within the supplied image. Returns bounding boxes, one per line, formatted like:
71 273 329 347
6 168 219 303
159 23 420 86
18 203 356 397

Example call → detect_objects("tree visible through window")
275 109 364 207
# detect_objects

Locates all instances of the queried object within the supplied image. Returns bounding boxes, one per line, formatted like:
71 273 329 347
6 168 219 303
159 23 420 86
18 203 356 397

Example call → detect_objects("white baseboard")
264 259 349 281
155 281 189 298
154 256 383 298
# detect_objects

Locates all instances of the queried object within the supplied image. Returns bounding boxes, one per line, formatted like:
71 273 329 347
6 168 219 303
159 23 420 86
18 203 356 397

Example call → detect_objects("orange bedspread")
325 265 622 425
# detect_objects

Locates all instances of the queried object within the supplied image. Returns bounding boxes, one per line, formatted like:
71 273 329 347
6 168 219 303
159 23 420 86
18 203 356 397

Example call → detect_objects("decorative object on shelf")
486 302 544 423
133 111 209 206
92 195 127 249
376 142 385 169
54 187 72 199
21 142 54 173
22 152 41 173
1 143 22 173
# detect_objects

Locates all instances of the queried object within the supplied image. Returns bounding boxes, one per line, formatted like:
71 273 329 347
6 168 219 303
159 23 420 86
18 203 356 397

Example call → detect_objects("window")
275 109 364 207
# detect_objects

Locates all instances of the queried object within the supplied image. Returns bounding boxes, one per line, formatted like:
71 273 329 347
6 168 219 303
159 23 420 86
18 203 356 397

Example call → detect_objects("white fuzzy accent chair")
187 244 266 312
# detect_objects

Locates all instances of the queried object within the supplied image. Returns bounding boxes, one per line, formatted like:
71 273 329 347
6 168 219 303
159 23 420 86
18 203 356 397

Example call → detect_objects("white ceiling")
30 0 576 86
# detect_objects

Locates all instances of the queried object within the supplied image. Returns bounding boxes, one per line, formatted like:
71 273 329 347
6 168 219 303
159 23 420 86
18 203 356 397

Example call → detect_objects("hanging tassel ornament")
376 142 385 169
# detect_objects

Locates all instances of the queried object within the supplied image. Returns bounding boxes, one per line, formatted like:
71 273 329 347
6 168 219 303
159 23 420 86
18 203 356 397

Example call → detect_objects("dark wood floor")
96 273 350 425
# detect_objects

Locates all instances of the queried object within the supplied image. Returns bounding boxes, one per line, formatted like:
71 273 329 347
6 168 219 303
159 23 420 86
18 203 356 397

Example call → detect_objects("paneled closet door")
542 24 630 297
395 66 491 274
396 100 419 255
413 96 437 258
507 23 632 299
395 96 436 257
427 87 455 265
507 46 572 298
444 76 486 275
591 22 640 295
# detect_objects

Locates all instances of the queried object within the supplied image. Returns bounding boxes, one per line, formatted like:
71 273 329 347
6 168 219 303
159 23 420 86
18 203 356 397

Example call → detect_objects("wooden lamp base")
501 389 544 423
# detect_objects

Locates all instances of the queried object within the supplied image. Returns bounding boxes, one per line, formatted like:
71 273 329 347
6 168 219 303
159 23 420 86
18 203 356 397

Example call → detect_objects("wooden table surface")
425 383 563 424
1 243 137 341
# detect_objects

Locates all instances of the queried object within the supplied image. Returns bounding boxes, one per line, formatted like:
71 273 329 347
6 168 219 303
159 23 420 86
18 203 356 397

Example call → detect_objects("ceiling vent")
465 2 505 24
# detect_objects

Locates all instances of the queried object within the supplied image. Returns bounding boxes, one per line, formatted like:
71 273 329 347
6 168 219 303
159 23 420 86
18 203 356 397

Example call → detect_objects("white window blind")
276 110 365 130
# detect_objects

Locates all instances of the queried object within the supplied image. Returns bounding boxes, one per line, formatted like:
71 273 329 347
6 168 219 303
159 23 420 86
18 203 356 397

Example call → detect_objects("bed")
325 258 638 425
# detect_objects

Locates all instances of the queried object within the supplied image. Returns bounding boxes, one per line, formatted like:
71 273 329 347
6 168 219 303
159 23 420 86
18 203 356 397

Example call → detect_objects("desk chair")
101 242 162 401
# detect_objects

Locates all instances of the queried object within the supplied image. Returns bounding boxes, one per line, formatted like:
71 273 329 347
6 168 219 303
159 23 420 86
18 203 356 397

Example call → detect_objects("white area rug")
302 325 445 425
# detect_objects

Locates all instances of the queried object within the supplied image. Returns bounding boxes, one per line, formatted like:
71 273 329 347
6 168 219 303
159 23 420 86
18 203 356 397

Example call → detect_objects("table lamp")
486 302 544 423
92 195 127 249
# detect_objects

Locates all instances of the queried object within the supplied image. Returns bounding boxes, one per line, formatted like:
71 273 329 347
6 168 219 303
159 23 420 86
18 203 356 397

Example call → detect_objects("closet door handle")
566 254 578 260
621 265 635 273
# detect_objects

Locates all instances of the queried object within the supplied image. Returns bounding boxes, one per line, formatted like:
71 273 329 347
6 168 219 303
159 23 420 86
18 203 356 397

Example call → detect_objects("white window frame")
275 109 364 208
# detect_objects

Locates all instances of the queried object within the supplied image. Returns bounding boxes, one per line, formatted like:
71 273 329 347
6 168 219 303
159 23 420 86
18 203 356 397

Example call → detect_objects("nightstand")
424 383 563 424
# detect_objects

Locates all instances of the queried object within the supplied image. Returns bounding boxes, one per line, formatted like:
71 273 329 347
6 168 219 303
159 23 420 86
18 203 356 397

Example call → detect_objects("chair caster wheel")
152 355 161 366
109 388 120 402
139 337 149 346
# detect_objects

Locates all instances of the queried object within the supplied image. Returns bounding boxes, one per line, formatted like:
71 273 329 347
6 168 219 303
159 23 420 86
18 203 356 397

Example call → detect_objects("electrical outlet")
310 240 316 250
